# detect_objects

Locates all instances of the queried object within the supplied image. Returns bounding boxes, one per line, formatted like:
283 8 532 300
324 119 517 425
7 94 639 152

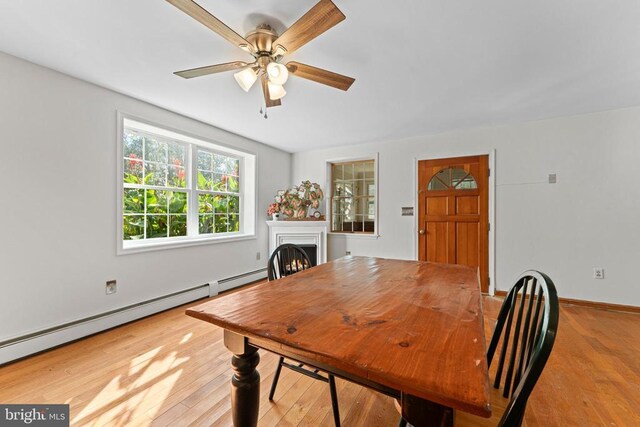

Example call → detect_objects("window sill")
118 233 256 255
328 232 380 240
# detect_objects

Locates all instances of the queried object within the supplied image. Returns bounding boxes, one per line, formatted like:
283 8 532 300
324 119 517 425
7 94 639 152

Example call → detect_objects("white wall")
292 107 640 307
0 52 291 341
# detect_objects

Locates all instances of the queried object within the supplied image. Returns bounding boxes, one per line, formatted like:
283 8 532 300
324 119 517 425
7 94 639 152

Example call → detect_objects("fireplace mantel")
266 220 329 265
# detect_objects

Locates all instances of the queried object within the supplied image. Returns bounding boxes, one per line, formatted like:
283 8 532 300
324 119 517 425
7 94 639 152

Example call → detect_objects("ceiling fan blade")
286 62 354 91
261 74 282 108
166 0 253 52
174 61 252 79
272 0 345 55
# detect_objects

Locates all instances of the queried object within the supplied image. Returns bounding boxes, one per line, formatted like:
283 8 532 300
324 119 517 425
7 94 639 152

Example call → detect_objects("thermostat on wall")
402 207 414 216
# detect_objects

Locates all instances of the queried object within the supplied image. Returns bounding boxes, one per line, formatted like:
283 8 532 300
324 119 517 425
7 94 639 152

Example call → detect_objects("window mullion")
188 143 198 237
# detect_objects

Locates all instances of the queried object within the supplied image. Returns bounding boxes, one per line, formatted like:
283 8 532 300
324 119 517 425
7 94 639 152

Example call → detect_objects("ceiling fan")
166 0 355 111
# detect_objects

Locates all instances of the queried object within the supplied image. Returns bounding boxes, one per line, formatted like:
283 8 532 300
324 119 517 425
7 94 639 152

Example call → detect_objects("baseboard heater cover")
212 267 267 294
0 284 210 365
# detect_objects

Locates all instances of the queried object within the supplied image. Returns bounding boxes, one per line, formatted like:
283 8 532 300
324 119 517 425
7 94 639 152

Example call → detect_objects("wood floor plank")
1 291 638 426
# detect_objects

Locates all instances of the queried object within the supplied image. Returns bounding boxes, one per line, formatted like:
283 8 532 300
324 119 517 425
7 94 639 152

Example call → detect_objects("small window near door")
330 159 376 234
427 167 477 190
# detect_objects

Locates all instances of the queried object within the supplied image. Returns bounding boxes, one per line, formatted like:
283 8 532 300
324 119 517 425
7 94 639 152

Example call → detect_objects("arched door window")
427 167 478 190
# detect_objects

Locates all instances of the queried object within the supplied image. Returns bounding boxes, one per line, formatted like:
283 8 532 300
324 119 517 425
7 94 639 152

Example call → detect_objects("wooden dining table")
186 256 491 426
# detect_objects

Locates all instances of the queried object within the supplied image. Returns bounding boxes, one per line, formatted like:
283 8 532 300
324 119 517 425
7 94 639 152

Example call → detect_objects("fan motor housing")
246 25 278 55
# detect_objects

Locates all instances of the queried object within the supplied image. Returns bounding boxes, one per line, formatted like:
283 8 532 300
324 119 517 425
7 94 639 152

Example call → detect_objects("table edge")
186 308 492 418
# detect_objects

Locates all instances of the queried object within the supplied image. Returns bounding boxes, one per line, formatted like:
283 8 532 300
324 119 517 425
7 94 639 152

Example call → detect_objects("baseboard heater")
0 283 210 366
211 267 267 295
0 268 268 366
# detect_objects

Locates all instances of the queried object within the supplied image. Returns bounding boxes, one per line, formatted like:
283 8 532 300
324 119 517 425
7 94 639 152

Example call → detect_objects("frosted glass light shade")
266 63 289 85
267 82 286 100
234 68 258 92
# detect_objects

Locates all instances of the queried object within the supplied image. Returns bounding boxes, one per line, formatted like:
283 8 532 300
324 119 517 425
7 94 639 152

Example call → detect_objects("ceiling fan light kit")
267 82 286 100
233 67 258 92
266 62 288 86
166 0 355 111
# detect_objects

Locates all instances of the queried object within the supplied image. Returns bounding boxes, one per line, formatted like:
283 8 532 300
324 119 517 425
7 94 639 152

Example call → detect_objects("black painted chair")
399 270 559 427
267 244 341 427
267 243 313 281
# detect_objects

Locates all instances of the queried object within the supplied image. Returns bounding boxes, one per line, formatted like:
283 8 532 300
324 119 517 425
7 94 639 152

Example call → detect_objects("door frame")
413 149 496 295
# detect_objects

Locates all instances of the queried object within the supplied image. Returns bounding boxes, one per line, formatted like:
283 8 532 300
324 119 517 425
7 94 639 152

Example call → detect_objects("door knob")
419 229 425 235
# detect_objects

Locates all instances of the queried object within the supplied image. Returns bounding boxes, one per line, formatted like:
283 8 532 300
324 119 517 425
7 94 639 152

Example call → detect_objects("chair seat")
456 387 529 426
395 388 529 426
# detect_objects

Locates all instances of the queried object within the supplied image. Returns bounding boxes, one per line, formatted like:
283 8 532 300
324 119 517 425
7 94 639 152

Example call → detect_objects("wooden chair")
267 244 341 427
399 270 559 427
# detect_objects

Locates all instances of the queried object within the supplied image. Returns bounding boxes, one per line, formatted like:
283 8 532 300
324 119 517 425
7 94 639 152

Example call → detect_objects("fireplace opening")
298 244 318 267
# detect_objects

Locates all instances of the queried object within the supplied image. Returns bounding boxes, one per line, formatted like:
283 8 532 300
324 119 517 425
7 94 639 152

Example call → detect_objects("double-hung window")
119 116 256 253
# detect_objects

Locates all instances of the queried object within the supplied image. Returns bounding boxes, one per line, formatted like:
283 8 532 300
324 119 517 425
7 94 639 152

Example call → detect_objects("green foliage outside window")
122 131 241 241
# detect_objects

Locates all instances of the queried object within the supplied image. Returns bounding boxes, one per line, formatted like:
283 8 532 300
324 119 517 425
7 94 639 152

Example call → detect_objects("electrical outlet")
593 268 604 279
548 173 557 184
106 280 117 294
256 251 261 260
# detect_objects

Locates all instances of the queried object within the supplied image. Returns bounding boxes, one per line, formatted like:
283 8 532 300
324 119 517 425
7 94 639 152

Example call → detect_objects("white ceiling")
1 1 640 153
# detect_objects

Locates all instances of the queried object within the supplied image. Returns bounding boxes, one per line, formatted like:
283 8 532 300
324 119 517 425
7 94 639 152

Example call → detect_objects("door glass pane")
454 174 477 189
428 167 477 190
427 173 448 190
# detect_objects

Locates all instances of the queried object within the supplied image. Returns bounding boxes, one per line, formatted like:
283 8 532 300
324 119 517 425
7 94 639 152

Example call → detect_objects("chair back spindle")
486 270 559 426
268 243 312 281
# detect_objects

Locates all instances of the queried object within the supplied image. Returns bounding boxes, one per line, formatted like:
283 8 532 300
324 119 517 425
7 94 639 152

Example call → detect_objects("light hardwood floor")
1 292 639 426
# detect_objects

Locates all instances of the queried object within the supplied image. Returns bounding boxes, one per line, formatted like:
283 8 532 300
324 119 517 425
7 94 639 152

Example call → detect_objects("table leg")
401 393 454 427
224 330 260 427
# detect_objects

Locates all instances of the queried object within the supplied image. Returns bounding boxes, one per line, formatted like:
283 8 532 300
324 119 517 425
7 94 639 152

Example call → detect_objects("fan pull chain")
258 105 268 119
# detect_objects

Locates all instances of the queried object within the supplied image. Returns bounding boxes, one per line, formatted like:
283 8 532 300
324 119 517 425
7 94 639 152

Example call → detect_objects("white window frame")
117 113 256 255
325 154 379 238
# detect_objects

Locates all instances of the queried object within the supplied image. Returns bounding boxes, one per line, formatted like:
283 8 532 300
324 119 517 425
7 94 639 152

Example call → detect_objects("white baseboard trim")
0 284 210 366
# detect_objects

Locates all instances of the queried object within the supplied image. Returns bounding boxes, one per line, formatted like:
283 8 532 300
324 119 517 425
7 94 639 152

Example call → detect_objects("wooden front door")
418 155 489 292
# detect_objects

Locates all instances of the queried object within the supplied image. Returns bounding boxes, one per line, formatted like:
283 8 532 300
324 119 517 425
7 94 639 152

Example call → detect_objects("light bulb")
267 82 286 100
266 62 289 85
234 68 258 92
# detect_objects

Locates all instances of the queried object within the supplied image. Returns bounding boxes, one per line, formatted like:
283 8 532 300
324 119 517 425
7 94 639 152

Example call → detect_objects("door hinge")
488 277 491 287
488 223 491 231
488 168 491 177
